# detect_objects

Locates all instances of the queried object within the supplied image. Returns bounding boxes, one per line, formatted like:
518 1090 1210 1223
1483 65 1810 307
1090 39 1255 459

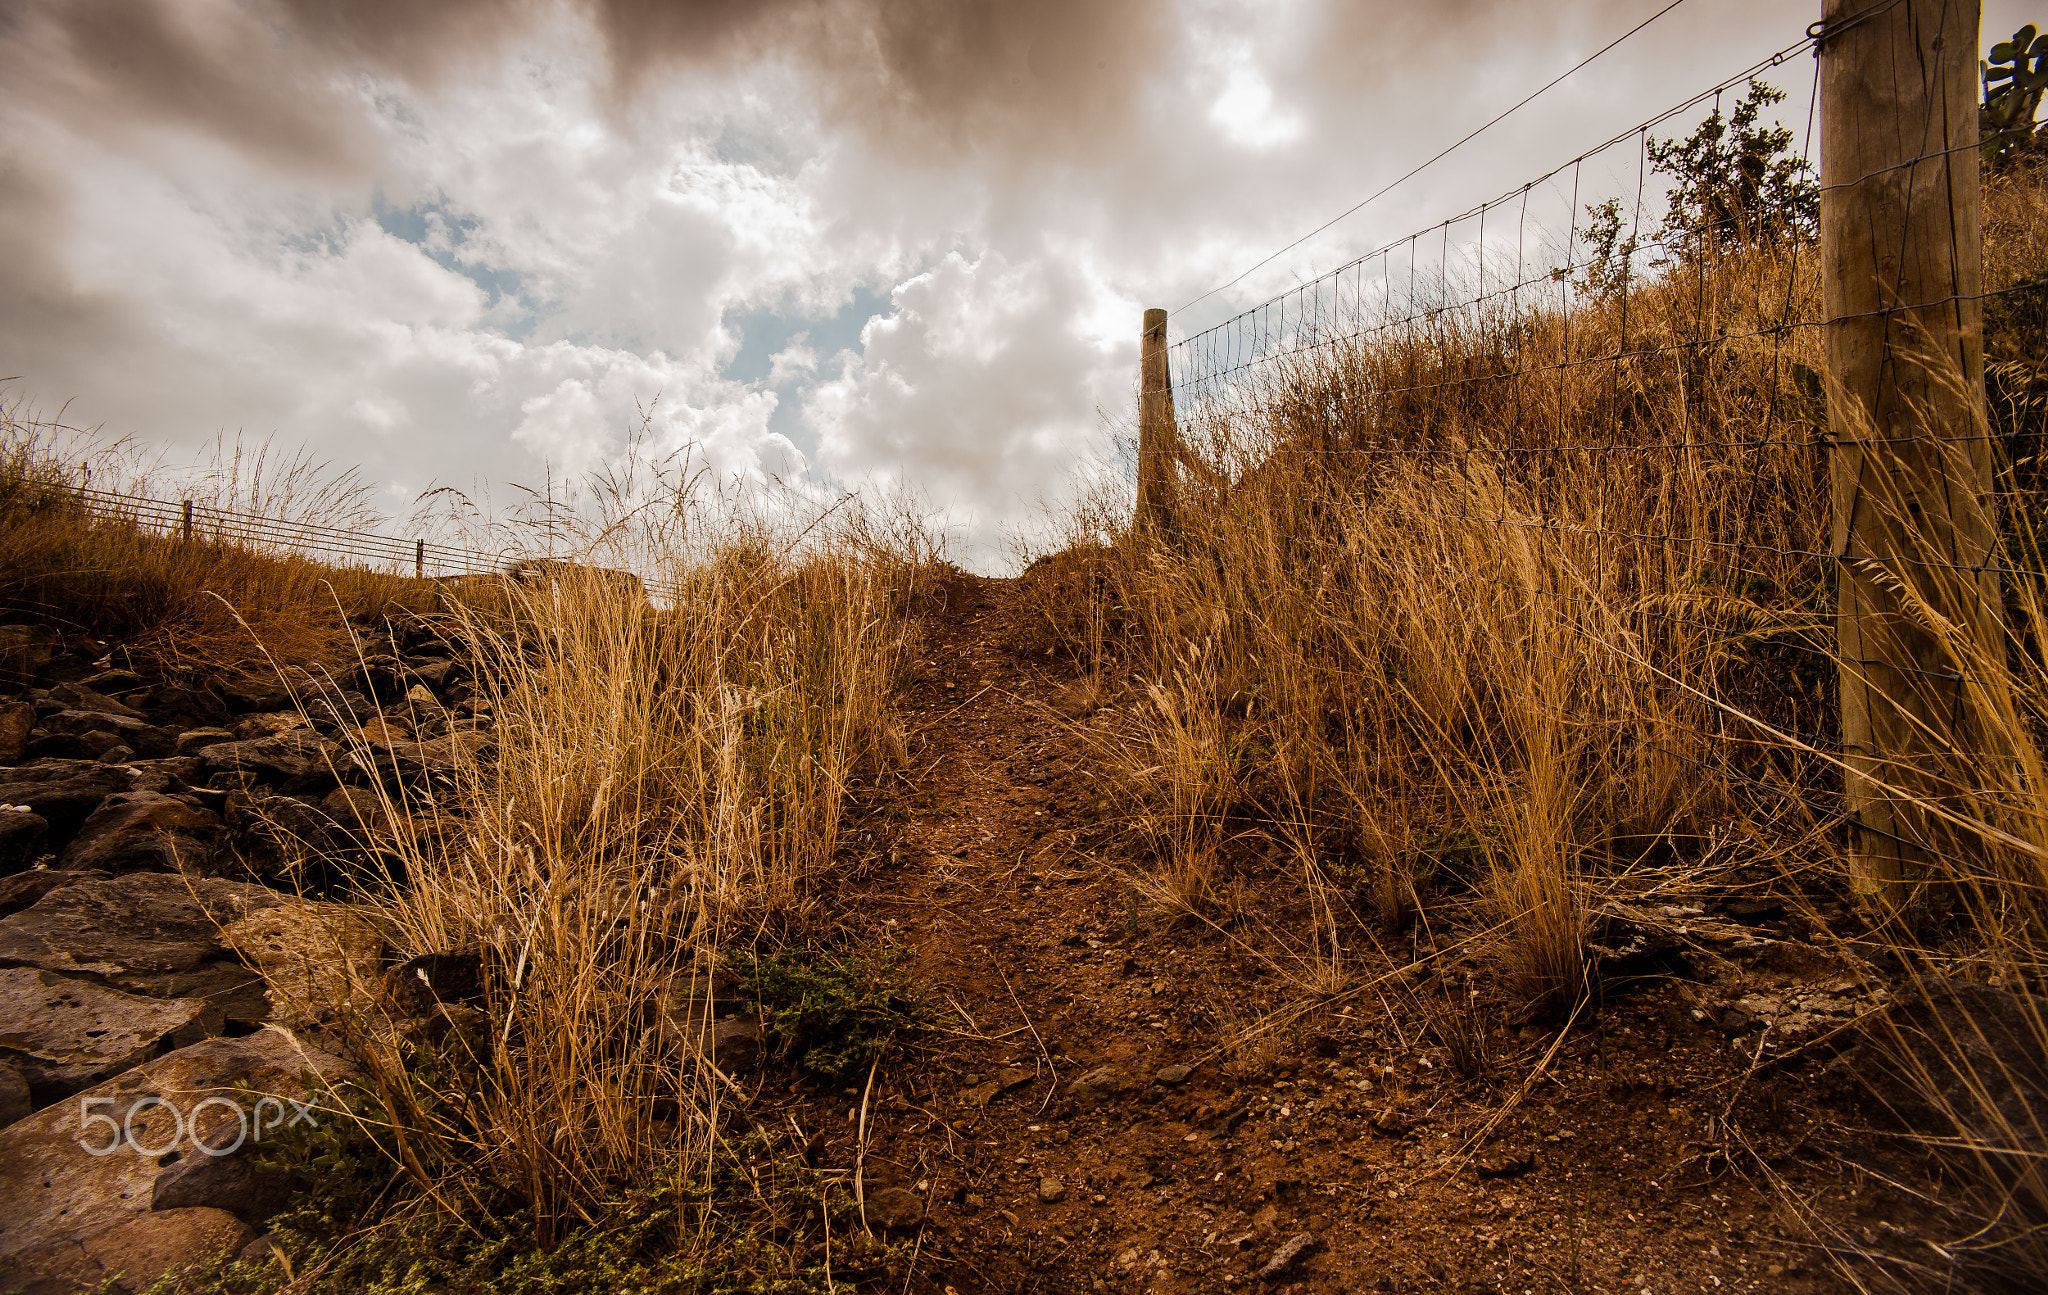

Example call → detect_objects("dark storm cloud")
12 0 1176 170
14 0 376 172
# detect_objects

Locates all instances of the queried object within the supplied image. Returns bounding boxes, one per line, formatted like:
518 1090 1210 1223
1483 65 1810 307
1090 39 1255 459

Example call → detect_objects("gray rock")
219 903 382 1026
1154 1064 1194 1086
0 870 108 916
0 968 210 1103
41 710 171 758
242 793 340 857
321 785 399 844
172 728 235 757
704 1018 764 1071
5 1206 254 1295
202 728 329 784
653 992 765 1073
302 688 374 731
96 745 137 765
1064 1064 1130 1110
47 682 142 719
1258 1232 1319 1280
864 1186 925 1231
58 791 221 876
0 762 149 837
77 670 147 699
1038 1176 1067 1203
0 872 289 988
237 1233 284 1266
0 702 35 764
215 675 291 713
383 945 485 1016
0 1027 352 1284
0 1060 29 1126
407 657 457 687
363 729 493 781
0 808 47 872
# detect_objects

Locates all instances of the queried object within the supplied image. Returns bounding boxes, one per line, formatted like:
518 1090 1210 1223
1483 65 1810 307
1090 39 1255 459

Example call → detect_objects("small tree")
1575 80 1816 300
1646 80 1819 261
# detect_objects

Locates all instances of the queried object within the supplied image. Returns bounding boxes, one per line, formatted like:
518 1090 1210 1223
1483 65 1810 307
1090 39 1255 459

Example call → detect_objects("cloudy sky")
0 0 2031 568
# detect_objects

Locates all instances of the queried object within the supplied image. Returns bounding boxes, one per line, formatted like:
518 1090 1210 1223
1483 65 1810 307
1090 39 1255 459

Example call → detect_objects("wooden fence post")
416 539 425 579
180 499 192 543
1822 0 1999 894
1138 307 1177 531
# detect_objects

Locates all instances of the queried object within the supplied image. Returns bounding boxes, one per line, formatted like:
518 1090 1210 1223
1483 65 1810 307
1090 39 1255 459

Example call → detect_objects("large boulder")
0 1062 28 1126
0 1028 349 1293
137 962 272 1033
0 873 290 990
57 792 222 876
0 969 212 1105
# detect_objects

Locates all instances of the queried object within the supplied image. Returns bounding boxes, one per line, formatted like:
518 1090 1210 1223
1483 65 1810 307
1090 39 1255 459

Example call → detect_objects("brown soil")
773 572 1910 1295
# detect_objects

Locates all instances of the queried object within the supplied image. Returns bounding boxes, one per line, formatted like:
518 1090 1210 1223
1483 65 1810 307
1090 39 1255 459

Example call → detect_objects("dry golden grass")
1046 233 1833 1016
0 404 437 676
1034 159 2048 1284
321 501 922 1242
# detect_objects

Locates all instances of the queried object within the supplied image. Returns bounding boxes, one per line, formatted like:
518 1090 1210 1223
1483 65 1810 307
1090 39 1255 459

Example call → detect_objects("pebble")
1258 1232 1319 1280
863 1186 925 1231
1155 1063 1193 1085
1038 1176 1067 1203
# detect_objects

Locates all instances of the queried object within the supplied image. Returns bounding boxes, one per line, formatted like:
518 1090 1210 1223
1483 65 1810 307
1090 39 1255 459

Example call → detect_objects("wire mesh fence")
74 486 506 579
72 485 698 606
1147 3 2048 862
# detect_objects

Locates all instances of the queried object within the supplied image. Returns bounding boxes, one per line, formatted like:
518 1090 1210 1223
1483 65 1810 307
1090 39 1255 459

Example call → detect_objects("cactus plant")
1983 24 2048 164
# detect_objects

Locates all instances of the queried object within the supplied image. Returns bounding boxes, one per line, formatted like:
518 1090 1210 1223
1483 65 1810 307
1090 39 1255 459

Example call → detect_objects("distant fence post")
1138 307 1177 532
1821 0 1998 895
415 539 425 579
180 499 192 543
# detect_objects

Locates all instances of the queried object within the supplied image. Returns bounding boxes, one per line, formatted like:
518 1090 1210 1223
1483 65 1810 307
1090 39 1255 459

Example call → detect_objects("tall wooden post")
1138 307 1177 532
1822 0 1999 893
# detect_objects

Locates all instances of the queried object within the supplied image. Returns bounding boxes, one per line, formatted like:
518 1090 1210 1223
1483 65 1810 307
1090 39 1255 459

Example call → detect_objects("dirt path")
769 573 1875 1295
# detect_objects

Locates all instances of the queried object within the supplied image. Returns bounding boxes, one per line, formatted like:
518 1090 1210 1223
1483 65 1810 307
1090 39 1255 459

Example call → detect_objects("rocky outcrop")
0 615 495 1282
0 970 213 1104
0 1028 350 1293
0 873 289 989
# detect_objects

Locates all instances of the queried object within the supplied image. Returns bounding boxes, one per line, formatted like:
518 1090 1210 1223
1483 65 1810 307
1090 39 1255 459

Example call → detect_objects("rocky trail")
0 576 1971 1293
749 574 1920 1294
